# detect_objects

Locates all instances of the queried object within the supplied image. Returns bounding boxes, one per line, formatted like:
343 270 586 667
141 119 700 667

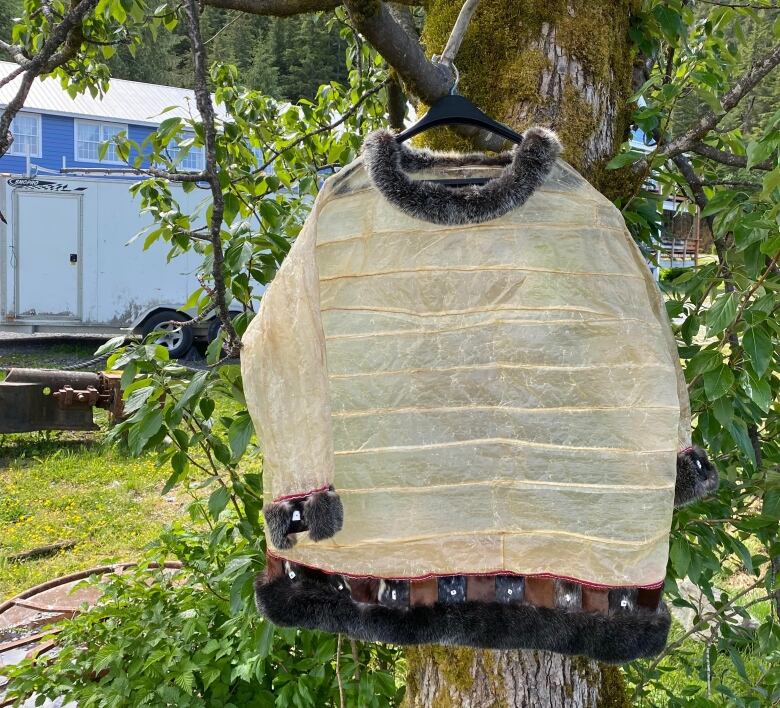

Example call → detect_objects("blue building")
0 61 211 176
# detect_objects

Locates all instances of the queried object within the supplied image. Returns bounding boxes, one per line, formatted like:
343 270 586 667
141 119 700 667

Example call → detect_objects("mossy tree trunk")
403 647 629 708
420 0 638 190
402 2 639 706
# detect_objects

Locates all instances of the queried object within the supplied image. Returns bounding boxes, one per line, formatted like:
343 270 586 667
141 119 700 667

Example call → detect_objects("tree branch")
200 0 339 15
253 78 389 175
342 0 505 149
635 573 768 700
691 141 775 171
438 0 480 68
200 0 419 16
697 0 778 7
0 0 100 156
181 0 240 356
658 42 780 159
343 0 449 104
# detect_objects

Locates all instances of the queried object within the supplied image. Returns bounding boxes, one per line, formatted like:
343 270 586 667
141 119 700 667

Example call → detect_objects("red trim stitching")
266 551 664 590
272 485 330 503
678 446 693 455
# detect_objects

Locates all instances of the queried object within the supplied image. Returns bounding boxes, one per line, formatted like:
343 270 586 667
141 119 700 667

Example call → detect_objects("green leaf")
726 418 757 468
703 364 734 400
670 539 691 577
173 370 210 416
743 371 771 413
123 385 154 415
96 335 126 356
223 191 241 225
760 233 780 256
686 349 722 378
208 486 231 520
206 331 224 366
606 149 646 170
762 167 780 197
120 362 138 390
712 397 733 427
199 397 216 419
162 452 188 494
742 326 773 377
705 292 738 336
728 649 748 681
746 139 774 169
228 414 254 461
128 408 164 455
699 190 736 218
256 621 275 659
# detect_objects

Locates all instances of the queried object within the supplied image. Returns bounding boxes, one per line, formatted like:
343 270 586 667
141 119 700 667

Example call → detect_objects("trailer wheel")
140 311 194 359
207 311 241 345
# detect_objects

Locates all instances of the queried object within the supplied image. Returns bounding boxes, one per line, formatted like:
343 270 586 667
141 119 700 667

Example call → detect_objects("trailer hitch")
0 369 123 434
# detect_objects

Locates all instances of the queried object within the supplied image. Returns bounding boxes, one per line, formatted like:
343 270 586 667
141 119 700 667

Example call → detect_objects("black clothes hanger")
392 64 524 186
394 93 524 146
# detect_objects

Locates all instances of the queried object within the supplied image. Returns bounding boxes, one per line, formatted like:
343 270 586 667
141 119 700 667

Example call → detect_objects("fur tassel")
303 487 344 542
675 446 718 507
263 501 296 550
255 571 671 664
361 127 562 225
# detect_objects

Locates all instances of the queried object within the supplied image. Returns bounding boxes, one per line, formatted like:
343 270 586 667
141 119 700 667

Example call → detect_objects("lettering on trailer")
8 178 87 192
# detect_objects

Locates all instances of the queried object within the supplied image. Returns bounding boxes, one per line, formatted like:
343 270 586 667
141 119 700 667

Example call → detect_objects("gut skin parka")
240 127 719 663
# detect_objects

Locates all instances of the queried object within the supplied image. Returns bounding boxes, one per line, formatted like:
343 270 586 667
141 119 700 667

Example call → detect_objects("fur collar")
361 127 562 226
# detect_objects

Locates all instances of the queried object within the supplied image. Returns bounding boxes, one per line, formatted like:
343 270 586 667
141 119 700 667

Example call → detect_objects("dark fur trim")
675 446 718 507
361 127 562 225
303 487 344 541
255 571 671 664
263 501 296 550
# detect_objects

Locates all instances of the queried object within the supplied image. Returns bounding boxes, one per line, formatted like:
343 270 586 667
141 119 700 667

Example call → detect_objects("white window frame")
168 134 205 172
74 119 128 165
9 112 42 158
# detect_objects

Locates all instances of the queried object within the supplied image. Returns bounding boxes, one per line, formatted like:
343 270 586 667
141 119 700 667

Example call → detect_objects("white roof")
0 61 227 126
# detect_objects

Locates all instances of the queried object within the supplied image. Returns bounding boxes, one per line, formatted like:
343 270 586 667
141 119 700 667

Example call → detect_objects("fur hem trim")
255 573 671 663
361 127 561 225
303 488 344 541
675 446 718 507
263 501 297 550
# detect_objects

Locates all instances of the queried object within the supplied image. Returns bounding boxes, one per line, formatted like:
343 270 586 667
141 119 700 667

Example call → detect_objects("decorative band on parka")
255 554 672 664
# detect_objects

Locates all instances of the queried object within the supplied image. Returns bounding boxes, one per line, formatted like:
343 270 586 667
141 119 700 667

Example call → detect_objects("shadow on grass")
0 432 102 468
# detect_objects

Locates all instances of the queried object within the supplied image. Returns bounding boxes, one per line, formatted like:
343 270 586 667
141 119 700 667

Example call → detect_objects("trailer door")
15 192 81 319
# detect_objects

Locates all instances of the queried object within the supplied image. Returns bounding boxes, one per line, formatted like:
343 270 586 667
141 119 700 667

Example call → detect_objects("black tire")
207 311 241 344
140 310 194 359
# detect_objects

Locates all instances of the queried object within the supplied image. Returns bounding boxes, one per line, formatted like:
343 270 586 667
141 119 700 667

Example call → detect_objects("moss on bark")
418 0 639 187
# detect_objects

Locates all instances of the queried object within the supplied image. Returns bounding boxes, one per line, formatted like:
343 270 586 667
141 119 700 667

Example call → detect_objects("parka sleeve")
241 198 342 551
632 226 719 508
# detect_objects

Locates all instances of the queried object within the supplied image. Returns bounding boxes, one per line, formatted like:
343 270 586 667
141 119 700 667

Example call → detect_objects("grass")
0 422 184 600
0 340 103 372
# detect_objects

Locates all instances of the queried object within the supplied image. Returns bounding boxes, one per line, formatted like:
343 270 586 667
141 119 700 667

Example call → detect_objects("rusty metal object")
0 369 124 433
3 369 101 388
0 381 97 433
53 385 101 408
0 561 184 704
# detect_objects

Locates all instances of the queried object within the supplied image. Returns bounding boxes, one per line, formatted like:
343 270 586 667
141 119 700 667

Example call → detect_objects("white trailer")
0 173 224 356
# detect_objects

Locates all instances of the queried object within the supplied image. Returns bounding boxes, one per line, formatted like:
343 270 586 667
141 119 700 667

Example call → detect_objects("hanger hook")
448 63 460 95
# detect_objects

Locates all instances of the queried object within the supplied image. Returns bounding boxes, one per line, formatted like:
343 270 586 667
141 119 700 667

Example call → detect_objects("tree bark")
403 647 629 708
402 2 639 706
419 0 638 190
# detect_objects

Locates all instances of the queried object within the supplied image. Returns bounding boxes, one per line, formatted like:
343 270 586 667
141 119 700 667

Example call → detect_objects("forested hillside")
0 0 348 99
